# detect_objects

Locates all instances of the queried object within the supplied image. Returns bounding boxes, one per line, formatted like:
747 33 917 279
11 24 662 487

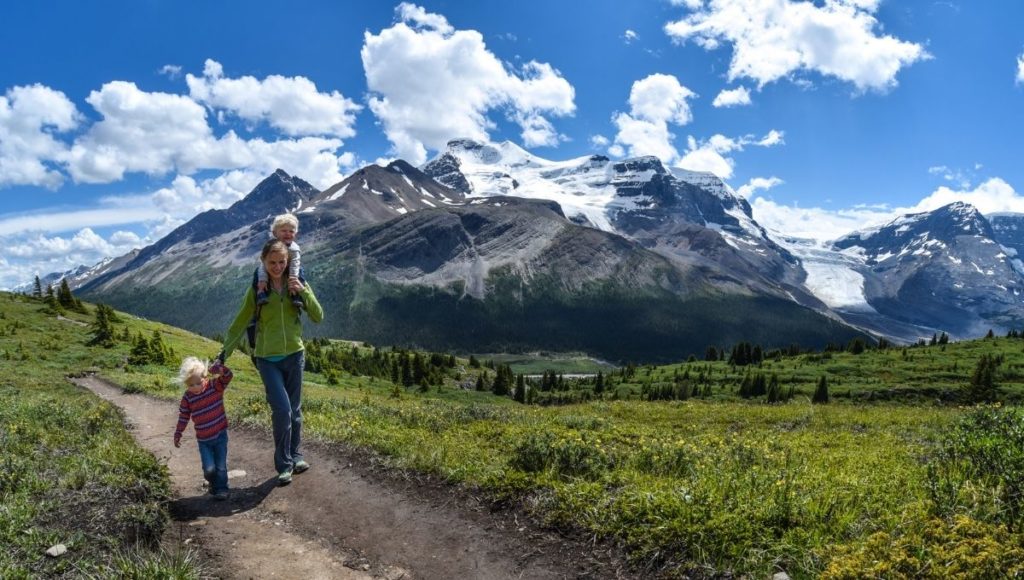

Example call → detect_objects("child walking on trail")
174 356 233 500
256 213 304 309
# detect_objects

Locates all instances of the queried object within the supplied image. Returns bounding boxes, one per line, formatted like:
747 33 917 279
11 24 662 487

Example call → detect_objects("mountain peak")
834 201 996 263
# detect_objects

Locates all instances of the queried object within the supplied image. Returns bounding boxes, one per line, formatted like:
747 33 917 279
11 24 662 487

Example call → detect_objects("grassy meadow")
0 293 200 578
4 289 1024 578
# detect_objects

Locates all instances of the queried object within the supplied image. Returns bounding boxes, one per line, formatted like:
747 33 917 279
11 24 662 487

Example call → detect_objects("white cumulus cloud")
610 73 696 162
187 59 361 139
65 81 248 183
676 130 783 179
1017 49 1024 85
362 3 576 164
712 86 752 107
736 176 783 198
665 0 929 92
752 177 1024 243
0 84 81 188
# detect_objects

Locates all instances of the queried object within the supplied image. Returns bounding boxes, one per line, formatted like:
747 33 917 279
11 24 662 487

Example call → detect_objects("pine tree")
739 371 753 399
766 374 781 403
58 279 75 309
594 371 605 395
513 374 526 403
88 304 116 348
149 330 169 365
491 364 512 396
964 354 999 403
401 355 414 387
32 276 43 299
812 375 830 404
847 338 866 355
43 284 63 314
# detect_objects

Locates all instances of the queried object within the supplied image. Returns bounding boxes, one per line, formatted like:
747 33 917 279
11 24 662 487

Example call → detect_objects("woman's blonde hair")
261 239 289 261
271 213 299 234
178 356 207 385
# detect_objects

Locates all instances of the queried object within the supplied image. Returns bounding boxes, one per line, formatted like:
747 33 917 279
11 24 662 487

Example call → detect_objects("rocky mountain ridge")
61 139 1024 356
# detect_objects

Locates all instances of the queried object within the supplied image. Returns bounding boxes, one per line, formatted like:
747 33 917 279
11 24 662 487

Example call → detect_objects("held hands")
288 276 304 294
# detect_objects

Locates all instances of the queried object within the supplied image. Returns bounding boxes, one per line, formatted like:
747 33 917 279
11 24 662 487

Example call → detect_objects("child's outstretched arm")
173 395 192 448
208 361 233 392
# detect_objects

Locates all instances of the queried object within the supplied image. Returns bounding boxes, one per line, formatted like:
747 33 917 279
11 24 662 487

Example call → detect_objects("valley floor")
73 374 625 579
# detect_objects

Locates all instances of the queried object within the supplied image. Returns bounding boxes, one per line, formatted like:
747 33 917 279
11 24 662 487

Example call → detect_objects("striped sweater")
174 362 233 443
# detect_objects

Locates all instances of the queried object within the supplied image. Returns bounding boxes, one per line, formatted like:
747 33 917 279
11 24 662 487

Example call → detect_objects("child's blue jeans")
198 430 229 494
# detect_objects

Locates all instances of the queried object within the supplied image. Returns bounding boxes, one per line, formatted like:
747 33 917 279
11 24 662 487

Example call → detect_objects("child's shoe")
291 295 304 310
256 291 270 306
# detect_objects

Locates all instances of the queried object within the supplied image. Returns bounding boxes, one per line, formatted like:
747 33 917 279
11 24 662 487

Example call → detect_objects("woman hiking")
221 238 323 485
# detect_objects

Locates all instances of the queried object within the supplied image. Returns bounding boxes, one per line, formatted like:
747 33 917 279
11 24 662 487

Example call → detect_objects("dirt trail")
72 374 621 580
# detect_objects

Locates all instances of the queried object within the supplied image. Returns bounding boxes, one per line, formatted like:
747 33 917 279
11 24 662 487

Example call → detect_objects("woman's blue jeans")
197 430 229 493
256 351 305 473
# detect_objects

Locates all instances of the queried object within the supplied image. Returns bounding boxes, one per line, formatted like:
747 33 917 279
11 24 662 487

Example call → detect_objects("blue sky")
2 0 1023 288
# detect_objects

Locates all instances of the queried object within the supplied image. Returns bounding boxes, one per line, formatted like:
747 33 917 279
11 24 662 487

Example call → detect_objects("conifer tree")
58 279 75 309
43 284 63 314
32 276 43 299
401 355 414 387
964 354 999 403
766 374 781 403
741 373 757 399
149 330 169 365
812 375 830 404
88 304 116 348
594 371 605 395
491 364 512 396
513 373 526 403
128 331 150 365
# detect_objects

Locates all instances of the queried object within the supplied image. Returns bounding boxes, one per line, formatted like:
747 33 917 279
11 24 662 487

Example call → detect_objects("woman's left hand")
288 276 304 294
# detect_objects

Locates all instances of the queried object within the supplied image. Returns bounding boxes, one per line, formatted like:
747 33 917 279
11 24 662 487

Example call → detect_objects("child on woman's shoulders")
256 213 304 309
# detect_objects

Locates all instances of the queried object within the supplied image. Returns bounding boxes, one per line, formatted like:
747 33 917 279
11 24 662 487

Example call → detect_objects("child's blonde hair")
178 357 207 385
271 213 299 234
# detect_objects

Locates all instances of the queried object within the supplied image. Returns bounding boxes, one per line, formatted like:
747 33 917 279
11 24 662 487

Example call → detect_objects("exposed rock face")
78 156 861 362
66 140 1024 351
832 202 1024 337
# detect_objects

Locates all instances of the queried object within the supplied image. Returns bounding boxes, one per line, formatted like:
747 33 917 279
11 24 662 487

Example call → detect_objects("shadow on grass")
169 476 278 520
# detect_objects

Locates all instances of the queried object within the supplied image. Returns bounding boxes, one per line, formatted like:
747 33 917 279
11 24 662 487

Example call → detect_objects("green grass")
609 337 1024 403
0 294 201 578
473 352 616 374
6 290 1024 577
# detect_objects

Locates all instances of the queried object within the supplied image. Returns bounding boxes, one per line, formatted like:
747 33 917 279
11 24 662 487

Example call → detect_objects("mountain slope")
830 202 1024 337
79 164 863 362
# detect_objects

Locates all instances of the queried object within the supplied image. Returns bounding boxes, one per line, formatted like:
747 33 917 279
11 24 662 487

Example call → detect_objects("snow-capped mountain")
990 213 1024 261
77 158 862 362
422 139 816 304
65 138 1024 354
820 202 1024 338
